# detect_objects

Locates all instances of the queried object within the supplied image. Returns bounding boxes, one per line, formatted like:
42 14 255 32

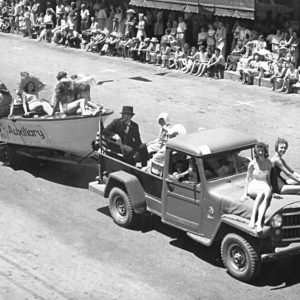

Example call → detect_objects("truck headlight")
271 214 282 228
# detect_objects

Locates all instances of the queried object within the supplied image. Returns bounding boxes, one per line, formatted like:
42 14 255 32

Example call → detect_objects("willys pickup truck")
89 127 300 282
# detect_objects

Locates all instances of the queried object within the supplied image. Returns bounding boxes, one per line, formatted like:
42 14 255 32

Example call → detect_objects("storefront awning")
129 0 255 19
129 0 203 14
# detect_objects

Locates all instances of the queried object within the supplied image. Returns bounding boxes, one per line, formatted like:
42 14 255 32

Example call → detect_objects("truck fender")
217 214 268 239
104 170 146 213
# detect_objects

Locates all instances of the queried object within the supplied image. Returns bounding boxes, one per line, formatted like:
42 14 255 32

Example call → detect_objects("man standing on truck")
103 106 149 167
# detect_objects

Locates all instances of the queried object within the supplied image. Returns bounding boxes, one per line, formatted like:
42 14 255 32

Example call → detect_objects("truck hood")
208 176 300 223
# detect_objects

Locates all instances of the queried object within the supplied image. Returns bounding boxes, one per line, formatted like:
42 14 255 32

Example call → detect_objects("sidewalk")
224 70 300 95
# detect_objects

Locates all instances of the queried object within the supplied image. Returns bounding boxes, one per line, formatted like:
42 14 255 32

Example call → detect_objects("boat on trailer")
0 109 113 164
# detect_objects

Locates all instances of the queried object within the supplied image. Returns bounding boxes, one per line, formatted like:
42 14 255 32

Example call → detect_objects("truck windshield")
203 148 252 181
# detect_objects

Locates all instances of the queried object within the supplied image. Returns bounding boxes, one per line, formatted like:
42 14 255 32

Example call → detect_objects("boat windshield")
203 147 253 181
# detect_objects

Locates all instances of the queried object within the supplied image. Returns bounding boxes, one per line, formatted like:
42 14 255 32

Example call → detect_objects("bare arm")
241 162 254 201
275 157 300 183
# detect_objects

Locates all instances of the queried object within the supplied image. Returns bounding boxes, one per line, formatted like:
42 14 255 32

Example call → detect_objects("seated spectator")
278 62 299 93
169 46 182 70
239 53 261 84
128 37 140 60
82 16 100 44
87 29 107 53
147 112 171 154
187 45 204 75
137 37 150 62
270 59 287 91
52 25 68 46
226 39 246 71
156 41 171 67
194 47 212 77
65 24 81 48
121 34 133 58
149 37 160 64
182 45 197 73
207 48 225 79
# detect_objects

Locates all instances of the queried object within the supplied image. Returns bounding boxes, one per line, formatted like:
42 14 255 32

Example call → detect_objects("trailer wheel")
221 233 261 282
109 187 136 228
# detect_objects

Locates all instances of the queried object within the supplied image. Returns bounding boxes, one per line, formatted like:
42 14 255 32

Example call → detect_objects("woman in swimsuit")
22 81 53 116
241 142 272 232
270 138 300 194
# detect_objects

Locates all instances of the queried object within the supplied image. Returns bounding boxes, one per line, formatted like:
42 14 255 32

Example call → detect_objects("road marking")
234 101 255 107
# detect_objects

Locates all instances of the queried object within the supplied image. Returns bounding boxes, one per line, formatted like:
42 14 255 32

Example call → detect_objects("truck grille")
282 211 300 242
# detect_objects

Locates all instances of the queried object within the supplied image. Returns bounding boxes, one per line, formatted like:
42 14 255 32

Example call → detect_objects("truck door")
162 151 203 233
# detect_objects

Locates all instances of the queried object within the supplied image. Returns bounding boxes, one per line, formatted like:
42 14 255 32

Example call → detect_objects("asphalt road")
1 33 300 299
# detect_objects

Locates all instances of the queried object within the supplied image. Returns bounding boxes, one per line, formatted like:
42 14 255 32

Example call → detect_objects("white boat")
0 109 113 157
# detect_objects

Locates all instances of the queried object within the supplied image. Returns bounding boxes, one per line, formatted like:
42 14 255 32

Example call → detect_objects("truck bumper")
261 243 300 262
89 181 105 197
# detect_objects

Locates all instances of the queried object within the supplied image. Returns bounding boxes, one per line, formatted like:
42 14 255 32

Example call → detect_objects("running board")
187 232 211 246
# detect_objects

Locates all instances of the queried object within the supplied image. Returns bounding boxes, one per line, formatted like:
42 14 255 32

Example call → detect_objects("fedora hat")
150 37 158 43
120 106 135 115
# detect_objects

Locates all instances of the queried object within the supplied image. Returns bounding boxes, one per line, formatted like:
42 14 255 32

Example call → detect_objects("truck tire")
221 233 261 282
109 187 136 228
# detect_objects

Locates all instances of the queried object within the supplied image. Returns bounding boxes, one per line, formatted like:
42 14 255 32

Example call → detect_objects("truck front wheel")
221 233 261 282
109 187 136 228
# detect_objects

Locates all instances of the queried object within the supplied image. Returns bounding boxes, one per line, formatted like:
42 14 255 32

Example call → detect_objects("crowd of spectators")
1 0 300 92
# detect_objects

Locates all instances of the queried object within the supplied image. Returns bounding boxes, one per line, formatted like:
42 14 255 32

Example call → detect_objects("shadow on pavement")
101 211 300 286
252 255 300 288
3 157 98 189
129 76 152 82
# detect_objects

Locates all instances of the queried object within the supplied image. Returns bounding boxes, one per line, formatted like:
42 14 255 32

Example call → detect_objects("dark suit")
103 118 148 166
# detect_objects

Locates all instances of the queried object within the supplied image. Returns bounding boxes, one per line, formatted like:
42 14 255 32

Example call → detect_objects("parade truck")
89 128 300 282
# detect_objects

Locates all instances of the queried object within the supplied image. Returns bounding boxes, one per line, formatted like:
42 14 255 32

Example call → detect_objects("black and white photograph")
1 0 300 299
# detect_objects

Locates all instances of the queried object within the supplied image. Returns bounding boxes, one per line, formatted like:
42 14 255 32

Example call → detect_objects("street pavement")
0 33 300 299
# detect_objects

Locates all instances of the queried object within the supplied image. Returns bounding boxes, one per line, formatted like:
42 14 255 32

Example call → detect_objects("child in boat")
52 71 101 116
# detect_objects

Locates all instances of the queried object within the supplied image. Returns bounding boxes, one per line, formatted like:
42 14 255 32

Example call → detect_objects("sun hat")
18 72 45 92
120 106 135 115
150 37 158 43
144 37 150 42
126 9 135 14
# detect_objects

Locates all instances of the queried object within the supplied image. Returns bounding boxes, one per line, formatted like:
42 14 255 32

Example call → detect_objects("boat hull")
0 110 113 157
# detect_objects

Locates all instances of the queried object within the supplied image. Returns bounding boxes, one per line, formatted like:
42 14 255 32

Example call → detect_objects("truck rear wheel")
109 187 136 228
221 233 261 282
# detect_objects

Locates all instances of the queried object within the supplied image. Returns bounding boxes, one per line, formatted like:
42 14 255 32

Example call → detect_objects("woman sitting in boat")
52 71 101 116
19 73 53 116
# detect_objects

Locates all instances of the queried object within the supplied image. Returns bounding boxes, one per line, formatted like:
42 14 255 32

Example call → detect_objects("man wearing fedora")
103 106 149 167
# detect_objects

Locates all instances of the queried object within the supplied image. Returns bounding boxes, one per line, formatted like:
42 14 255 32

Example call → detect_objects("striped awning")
129 0 255 19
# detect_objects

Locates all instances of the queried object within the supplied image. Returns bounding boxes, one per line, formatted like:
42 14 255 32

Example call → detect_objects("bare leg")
42 101 53 115
198 65 207 77
255 189 272 232
249 192 264 228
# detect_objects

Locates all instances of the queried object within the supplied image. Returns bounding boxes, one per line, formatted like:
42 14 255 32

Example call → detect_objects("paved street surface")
0 33 300 299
